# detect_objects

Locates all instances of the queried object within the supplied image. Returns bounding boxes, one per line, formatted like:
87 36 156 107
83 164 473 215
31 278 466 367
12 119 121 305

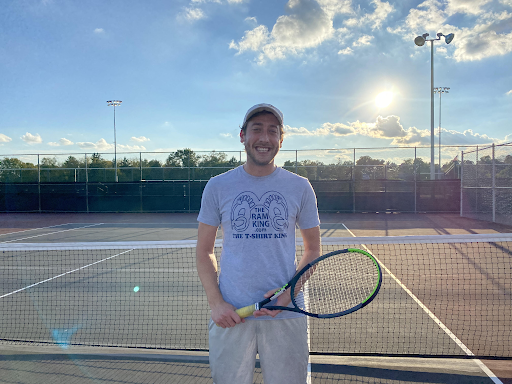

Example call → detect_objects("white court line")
0 223 75 237
341 223 503 384
0 223 105 244
0 249 134 299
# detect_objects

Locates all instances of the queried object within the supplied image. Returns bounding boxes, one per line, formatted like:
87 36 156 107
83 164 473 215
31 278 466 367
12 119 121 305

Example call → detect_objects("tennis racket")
235 248 382 319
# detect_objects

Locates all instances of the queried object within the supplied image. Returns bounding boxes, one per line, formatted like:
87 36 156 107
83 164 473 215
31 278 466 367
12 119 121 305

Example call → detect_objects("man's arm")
196 222 244 328
296 225 321 272
254 225 321 317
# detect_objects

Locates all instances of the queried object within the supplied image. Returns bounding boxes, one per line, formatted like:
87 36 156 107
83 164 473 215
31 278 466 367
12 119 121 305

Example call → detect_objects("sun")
375 91 393 108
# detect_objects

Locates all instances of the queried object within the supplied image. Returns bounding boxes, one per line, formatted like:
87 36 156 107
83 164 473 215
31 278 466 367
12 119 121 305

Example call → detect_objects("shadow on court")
0 348 500 384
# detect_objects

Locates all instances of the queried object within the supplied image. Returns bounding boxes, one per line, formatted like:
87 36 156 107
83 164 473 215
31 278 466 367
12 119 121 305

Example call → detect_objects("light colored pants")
209 316 309 384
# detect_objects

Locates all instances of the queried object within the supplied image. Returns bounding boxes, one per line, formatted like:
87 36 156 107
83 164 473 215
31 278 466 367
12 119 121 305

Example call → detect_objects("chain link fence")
0 146 476 213
461 143 512 226
0 146 466 183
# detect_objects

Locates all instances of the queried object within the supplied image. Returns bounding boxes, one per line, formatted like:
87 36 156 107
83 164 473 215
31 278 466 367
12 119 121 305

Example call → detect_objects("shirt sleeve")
197 179 221 227
297 179 320 230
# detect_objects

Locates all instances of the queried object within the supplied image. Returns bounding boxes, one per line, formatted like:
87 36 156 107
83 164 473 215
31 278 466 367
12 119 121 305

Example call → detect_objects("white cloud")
0 133 12 143
446 0 493 16
230 0 336 63
117 144 147 151
180 7 206 22
353 35 374 46
131 136 150 143
48 138 74 146
76 138 112 151
245 16 258 25
229 25 270 54
506 90 512 96
286 122 356 136
338 47 354 55
344 0 394 30
391 0 512 62
453 26 512 62
286 115 500 146
94 28 104 34
230 0 394 63
21 132 43 144
220 133 233 138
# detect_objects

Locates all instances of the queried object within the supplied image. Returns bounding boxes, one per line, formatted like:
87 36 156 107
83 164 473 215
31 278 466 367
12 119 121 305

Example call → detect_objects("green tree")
355 156 385 180
165 148 199 168
0 157 37 182
63 156 82 169
196 151 240 179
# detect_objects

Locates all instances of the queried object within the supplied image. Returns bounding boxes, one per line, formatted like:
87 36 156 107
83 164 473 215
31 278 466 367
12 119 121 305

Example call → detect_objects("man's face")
240 112 283 167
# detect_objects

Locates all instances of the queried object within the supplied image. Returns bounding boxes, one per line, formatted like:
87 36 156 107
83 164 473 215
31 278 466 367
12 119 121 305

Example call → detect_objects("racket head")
288 248 382 318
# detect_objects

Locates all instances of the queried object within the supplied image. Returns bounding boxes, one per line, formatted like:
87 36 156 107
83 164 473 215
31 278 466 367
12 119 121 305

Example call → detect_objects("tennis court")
1 212 511 383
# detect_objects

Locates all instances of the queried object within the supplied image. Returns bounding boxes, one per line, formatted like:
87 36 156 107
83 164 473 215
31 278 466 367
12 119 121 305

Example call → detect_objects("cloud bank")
286 115 499 146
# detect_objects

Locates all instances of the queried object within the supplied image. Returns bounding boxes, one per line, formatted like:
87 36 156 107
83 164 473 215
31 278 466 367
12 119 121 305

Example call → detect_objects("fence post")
188 153 191 212
460 151 464 217
414 147 417 214
353 148 356 213
38 154 41 213
492 144 496 222
475 146 479 216
85 154 89 213
140 152 142 181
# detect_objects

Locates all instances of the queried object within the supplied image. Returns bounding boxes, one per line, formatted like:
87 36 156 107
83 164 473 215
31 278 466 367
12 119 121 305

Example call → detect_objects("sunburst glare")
375 91 393 108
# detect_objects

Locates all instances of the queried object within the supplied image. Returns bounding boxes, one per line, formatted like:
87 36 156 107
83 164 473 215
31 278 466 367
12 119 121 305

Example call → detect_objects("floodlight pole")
430 39 435 180
107 100 122 182
434 87 450 176
414 32 454 180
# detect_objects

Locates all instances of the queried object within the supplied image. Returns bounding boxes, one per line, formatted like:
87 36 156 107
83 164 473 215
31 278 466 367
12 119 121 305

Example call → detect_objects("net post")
492 143 496 223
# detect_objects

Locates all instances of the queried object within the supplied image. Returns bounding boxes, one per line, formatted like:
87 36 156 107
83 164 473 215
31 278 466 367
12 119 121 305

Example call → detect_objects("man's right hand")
211 301 245 328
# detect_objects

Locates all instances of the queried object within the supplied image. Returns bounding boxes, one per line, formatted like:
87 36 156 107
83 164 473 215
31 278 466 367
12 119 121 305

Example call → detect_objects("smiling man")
196 103 321 384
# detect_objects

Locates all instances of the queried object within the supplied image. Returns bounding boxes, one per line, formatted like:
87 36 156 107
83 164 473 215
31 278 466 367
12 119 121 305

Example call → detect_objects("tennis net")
1 234 511 359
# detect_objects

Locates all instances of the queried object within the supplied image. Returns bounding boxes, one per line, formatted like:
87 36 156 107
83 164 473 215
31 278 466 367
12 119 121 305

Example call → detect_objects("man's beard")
244 143 279 166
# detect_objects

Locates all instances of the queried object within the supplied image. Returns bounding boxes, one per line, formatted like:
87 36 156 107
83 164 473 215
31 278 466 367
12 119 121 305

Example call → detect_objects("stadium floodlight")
107 100 122 182
414 32 455 180
433 87 450 176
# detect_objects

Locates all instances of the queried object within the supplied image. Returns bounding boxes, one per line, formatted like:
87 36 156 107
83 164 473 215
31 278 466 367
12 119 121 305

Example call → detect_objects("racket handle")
235 304 257 319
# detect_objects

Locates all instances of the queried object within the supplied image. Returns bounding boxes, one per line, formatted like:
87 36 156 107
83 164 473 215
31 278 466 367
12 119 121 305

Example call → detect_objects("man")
196 103 321 384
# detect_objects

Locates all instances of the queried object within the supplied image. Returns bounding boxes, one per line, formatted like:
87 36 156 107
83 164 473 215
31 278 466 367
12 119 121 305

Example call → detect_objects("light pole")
107 100 122 182
433 87 449 176
414 32 454 180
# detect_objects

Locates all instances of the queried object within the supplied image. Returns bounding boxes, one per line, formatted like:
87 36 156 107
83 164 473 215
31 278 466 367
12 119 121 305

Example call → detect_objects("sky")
1 0 511 165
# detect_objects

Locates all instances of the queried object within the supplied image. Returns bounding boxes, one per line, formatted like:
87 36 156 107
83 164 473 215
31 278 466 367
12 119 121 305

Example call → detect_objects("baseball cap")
243 103 284 127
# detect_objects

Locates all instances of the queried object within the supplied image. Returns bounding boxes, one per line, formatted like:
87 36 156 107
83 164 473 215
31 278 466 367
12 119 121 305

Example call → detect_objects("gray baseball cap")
243 103 284 127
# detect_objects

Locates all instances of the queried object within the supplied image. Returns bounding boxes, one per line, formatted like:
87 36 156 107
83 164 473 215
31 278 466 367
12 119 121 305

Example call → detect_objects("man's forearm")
297 225 321 272
196 251 225 308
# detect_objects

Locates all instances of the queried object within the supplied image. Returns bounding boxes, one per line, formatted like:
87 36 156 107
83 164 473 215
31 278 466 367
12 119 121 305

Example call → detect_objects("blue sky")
1 0 511 164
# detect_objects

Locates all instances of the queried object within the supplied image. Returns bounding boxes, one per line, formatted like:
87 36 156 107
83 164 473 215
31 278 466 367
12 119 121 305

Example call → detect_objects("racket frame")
258 248 382 318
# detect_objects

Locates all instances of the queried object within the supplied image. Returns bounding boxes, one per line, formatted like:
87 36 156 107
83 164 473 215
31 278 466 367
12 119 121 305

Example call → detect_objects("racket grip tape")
235 304 257 319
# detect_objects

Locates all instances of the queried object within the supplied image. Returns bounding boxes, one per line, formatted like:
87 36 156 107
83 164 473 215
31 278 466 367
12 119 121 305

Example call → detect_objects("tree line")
0 149 510 183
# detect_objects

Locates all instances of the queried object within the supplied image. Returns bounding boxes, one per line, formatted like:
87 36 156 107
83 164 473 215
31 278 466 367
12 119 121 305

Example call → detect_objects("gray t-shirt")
197 165 320 320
